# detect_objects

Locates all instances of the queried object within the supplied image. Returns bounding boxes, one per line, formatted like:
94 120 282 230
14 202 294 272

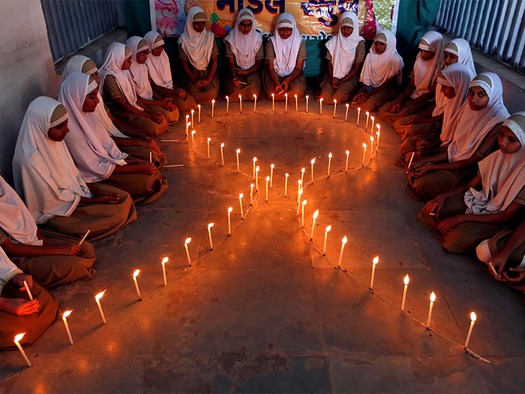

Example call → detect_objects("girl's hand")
353 93 368 104
424 195 445 216
232 77 241 87
331 77 340 90
503 267 525 284
390 101 402 113
1 298 39 316
177 89 187 99
11 273 33 291
437 215 465 233
56 243 81 256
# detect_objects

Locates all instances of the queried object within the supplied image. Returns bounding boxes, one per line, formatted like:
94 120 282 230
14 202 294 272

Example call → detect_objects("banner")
151 0 396 40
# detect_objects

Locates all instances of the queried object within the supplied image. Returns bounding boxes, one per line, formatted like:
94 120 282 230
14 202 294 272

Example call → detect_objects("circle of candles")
227 207 233 235
401 274 409 311
161 257 168 286
301 199 307 227
338 236 348 268
226 96 229 113
250 183 254 205
239 193 244 219
426 292 436 328
211 99 215 118
285 93 288 112
464 312 477 349
357 107 361 125
184 238 192 265
253 94 257 112
133 269 142 300
13 333 32 367
62 310 74 344
197 104 201 123
239 95 242 113
191 130 196 150
207 138 211 159
252 157 257 179
369 256 379 289
265 176 270 202
255 166 260 191
95 290 107 324
236 148 241 172
271 93 275 112
323 225 331 255
23 280 33 301
191 109 195 128
327 152 332 176
220 143 225 166
306 95 309 113
345 103 349 121
333 99 337 118
310 209 319 240
270 164 275 188
294 94 298 111
300 167 305 184
345 150 350 173
319 98 323 115
78 228 91 245
207 223 214 250
362 143 367 166
284 173 289 196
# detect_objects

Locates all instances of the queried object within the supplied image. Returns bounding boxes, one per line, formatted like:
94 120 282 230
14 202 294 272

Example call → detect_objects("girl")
224 8 263 100
178 7 220 104
0 247 58 349
126 36 180 124
144 30 197 113
352 30 404 112
62 55 99 83
99 42 168 137
59 72 168 204
12 97 137 241
0 175 95 288
263 12 307 100
419 112 525 254
318 11 364 103
408 72 509 200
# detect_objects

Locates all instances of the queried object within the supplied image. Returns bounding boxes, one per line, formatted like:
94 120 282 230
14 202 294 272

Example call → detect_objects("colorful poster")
151 0 396 40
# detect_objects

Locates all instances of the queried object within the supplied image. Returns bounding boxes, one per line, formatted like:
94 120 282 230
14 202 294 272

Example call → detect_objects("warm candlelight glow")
63 310 72 318
95 290 106 300
14 333 25 342
313 210 319 220
185 238 191 244
326 225 331 232
404 274 410 285
373 256 379 265
342 236 348 244
430 292 436 302
208 223 214 229
470 312 477 322
133 269 140 278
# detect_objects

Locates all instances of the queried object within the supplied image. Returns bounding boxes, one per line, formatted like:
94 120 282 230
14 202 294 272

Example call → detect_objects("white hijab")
438 63 476 145
61 55 98 82
59 72 128 183
360 30 404 88
0 246 22 293
269 12 304 77
145 31 173 89
224 8 263 71
411 31 444 99
178 7 215 71
127 36 155 100
465 112 525 214
0 175 42 246
12 97 91 224
447 72 510 161
99 42 143 110
325 11 364 80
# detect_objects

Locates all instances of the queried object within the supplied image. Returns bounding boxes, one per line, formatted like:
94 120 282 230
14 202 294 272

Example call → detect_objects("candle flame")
311 158 316 164
346 150 350 154
285 173 289 178
366 111 369 115
95 290 106 300
208 223 214 228
320 98 323 102
404 274 410 285
301 168 305 173
186 122 191 127
285 93 288 97
133 269 140 278
271 93 274 97
253 94 257 98
226 96 229 100
370 136 374 142
239 193 243 199
346 103 349 107
298 180 302 185
306 95 309 99
63 310 73 318
342 236 348 244
14 333 25 342
313 210 319 219
198 104 201 109
302 199 307 206
328 152 332 158
220 142 224 148
185 238 191 244
334 99 337 104
377 131 380 137
266 176 270 181
362 143 367 149
239 94 242 99
373 256 379 265
294 94 297 98
326 225 332 232
377 124 381 129
256 166 259 172
358 107 361 111
162 257 169 264
430 292 436 302
228 207 233 213
250 183 254 188
470 312 477 321
236 148 240 153
371 116 375 120
207 137 211 142
299 189 303 196
185 115 189 120
192 130 196 135
212 99 215 103
191 109 194 114
271 164 275 169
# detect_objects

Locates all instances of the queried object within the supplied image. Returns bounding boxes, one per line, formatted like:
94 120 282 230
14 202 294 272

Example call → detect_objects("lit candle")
371 116 375 134
133 269 142 300
345 103 349 121
150 151 152 163
295 94 298 111
369 256 379 289
211 99 215 118
239 94 242 113
62 310 74 344
191 109 195 128
301 199 307 227
357 107 361 126
227 207 233 235
310 158 315 182
197 104 201 123
306 95 309 113
191 130 196 150
323 225 331 255
365 111 370 129
296 189 303 214
250 183 254 205
297 180 302 204
265 176 270 202
370 136 374 158
345 150 349 173
226 96 229 113
270 164 274 188
207 137 211 159
362 143 367 166
253 94 257 112
284 173 289 197
300 167 305 184
401 274 409 311
95 290 107 324
426 292 436 328
310 209 319 240
333 99 337 118
236 148 241 172
271 93 275 112
79 228 91 245
338 236 348 268
184 238 192 265
407 152 415 170
464 312 477 349
255 166 260 191
13 333 32 367
23 280 33 301
239 193 244 219
220 143 225 166
319 98 323 115
285 93 288 112
185 115 189 136
161 257 168 286
252 157 257 179
376 125 381 151
327 152 332 176
207 223 214 250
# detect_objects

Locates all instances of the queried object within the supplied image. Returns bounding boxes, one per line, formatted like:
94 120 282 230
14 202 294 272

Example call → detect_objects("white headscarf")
127 36 155 100
144 31 173 89
99 42 143 110
224 9 263 71
178 7 215 71
438 63 475 145
59 72 128 183
360 30 404 88
61 55 98 82
0 175 42 246
269 12 304 77
12 97 91 224
325 11 364 80
464 112 525 214
411 31 444 99
0 246 22 293
447 73 510 162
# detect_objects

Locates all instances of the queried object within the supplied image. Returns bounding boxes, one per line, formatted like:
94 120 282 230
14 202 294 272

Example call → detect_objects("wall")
0 0 59 182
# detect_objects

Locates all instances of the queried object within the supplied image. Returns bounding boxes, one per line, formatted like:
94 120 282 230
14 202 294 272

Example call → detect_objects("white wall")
0 0 59 182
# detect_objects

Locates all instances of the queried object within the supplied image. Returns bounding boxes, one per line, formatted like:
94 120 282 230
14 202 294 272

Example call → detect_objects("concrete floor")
1 99 525 393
